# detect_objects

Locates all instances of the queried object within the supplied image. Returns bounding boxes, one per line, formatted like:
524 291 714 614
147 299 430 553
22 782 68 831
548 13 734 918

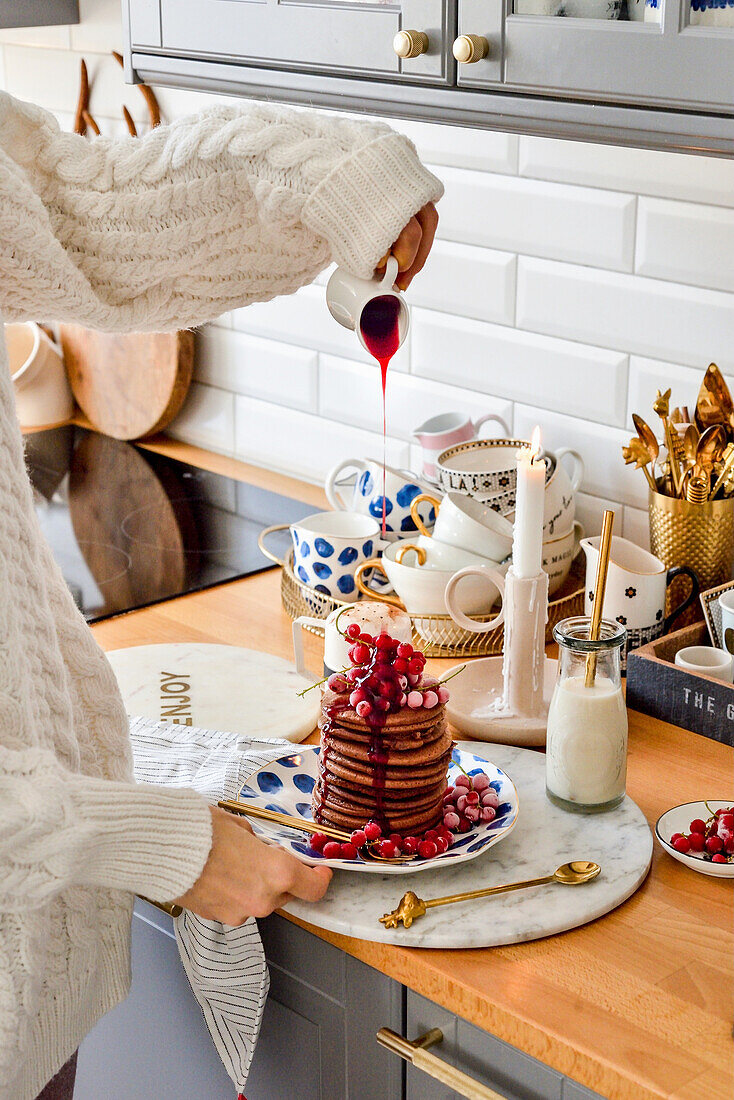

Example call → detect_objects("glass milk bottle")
546 617 628 813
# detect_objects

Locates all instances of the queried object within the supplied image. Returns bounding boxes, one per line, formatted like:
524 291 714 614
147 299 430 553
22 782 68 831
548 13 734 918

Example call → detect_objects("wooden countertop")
91 437 733 1100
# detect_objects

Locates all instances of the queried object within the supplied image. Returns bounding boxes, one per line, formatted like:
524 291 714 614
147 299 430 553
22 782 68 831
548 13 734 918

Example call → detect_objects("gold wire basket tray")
263 528 584 659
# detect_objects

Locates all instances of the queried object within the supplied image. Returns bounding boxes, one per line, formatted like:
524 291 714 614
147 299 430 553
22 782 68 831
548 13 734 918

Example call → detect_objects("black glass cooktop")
25 425 312 622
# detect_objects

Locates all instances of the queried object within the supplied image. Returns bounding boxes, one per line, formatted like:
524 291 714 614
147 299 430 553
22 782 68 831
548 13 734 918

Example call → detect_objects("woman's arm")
0 93 442 333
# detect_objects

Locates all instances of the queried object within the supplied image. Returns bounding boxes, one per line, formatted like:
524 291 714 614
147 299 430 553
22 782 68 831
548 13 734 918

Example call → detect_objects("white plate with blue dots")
237 744 519 874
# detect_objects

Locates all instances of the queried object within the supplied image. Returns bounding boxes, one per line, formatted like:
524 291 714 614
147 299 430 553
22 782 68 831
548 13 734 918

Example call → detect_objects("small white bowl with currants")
655 801 734 879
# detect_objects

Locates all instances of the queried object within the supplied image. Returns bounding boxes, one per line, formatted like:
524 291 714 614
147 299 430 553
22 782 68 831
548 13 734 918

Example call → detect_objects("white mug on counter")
259 511 383 603
675 645 734 683
413 411 510 482
292 603 413 680
6 322 73 429
542 521 584 596
326 256 409 355
325 458 439 539
718 590 734 655
409 491 514 563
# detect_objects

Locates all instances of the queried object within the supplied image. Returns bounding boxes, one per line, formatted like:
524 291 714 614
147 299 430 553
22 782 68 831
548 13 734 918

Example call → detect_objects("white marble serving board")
284 742 652 948
106 643 318 743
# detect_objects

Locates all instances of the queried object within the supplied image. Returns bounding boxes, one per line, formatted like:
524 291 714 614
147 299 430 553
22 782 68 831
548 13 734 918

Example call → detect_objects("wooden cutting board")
59 324 194 440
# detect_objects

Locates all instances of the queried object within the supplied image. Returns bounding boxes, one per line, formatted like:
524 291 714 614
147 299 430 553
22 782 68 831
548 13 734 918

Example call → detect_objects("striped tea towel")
130 714 296 1095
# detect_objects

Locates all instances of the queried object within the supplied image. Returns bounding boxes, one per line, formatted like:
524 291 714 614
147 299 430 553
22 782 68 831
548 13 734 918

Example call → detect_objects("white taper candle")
513 426 545 579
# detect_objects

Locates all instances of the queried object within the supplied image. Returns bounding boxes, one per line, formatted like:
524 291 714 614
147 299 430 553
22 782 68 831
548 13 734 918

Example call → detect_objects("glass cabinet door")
157 0 456 84
456 0 734 111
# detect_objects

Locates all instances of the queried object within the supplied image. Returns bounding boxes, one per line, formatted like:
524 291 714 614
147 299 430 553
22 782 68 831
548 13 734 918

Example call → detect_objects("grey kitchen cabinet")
75 902 403 1100
0 0 77 28
403 991 606 1100
124 0 734 154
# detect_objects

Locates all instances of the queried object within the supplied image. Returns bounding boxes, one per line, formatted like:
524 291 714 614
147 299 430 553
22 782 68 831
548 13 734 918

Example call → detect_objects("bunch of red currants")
670 804 733 864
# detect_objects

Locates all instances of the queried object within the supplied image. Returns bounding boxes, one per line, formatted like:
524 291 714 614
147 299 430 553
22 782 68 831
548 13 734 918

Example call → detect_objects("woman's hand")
377 202 439 291
171 807 332 926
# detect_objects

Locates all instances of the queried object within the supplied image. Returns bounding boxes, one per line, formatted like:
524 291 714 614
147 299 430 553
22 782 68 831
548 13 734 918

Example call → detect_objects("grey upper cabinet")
124 0 734 154
0 0 78 28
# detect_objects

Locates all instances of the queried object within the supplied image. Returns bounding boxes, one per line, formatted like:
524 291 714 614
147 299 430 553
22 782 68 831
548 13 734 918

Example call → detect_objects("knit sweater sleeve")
0 738 214 912
0 92 442 333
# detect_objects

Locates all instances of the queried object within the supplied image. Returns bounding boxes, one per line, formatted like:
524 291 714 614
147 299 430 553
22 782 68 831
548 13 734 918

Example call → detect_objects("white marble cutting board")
284 742 653 948
106 643 319 743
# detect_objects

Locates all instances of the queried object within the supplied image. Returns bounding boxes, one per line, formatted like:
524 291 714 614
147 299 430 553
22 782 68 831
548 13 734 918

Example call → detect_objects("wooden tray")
626 622 734 746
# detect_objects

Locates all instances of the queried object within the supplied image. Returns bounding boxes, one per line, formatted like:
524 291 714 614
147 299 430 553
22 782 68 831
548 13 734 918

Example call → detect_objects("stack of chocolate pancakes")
312 687 452 835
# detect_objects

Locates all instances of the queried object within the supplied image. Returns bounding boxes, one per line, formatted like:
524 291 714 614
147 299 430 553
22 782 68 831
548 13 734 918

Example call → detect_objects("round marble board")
284 742 653 949
105 643 318 743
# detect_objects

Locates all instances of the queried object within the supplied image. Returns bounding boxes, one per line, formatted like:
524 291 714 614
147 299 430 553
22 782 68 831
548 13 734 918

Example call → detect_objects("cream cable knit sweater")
0 91 442 1099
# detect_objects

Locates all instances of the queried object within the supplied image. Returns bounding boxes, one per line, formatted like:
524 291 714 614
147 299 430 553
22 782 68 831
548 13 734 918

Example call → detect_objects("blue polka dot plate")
237 745 519 875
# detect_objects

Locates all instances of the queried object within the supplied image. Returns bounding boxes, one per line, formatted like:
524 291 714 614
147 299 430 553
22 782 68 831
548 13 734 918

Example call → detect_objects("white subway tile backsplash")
232 285 409 370
626 356 734 429
520 137 734 209
234 397 409 482
3 45 122 117
574 491 623 540
386 117 518 175
517 257 734 372
406 241 515 325
0 24 71 49
514 405 646 508
636 198 734 293
411 308 628 426
168 383 234 454
318 355 512 443
70 0 122 53
622 506 651 552
437 167 636 272
196 326 318 412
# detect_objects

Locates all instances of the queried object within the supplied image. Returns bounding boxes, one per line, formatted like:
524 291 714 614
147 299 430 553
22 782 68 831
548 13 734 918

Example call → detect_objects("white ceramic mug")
503 447 583 537
292 603 413 680
582 535 699 665
436 438 529 499
325 256 409 355
675 645 734 683
409 491 514 562
355 540 507 620
6 322 73 429
718 590 734 655
542 521 584 596
413 411 510 481
260 511 382 603
325 459 439 539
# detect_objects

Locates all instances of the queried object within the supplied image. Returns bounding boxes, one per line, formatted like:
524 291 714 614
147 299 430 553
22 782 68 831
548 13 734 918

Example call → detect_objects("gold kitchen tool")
379 861 601 929
622 436 657 492
217 800 415 863
684 468 710 505
710 441 734 499
649 487 734 604
631 413 660 468
653 389 683 496
696 424 727 475
682 423 700 467
695 363 734 437
585 510 615 688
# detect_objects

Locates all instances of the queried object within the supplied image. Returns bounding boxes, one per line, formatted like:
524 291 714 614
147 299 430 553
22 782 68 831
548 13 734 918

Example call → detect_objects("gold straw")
584 510 615 688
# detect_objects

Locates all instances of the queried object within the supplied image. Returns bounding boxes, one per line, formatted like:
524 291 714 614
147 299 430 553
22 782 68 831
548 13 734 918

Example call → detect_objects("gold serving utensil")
684 466 710 505
696 423 727 474
682 423 699 467
379 861 601 929
695 362 734 437
622 436 657 492
653 389 683 496
631 413 660 468
217 799 415 864
710 442 734 499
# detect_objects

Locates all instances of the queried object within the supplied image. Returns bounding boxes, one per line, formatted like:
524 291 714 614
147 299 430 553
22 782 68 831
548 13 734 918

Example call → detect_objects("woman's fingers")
396 203 439 290
374 202 440 288
287 861 333 903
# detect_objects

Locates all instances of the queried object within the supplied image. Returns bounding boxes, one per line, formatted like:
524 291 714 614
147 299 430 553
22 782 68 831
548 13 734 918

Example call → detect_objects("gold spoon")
682 423 699 468
217 799 415 864
379 860 601 929
632 413 660 468
695 363 734 437
696 423 727 474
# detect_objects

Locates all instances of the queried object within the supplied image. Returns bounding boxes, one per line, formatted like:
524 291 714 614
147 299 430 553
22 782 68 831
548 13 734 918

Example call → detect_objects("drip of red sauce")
359 294 402 534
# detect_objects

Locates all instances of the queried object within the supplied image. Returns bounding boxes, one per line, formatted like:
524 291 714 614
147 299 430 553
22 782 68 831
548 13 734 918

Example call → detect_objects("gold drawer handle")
376 1028 508 1100
138 895 183 918
453 34 490 64
393 29 429 58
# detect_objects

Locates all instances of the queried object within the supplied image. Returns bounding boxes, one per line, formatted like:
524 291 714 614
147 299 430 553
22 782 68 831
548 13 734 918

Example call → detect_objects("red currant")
393 657 409 674
418 839 438 859
378 840 397 859
408 657 424 676
396 642 413 658
402 837 419 855
389 833 404 850
424 829 439 842
350 829 367 848
688 832 705 851
670 832 683 843
346 623 362 640
706 835 724 854
376 633 393 650
712 853 728 863
339 842 359 860
442 787 456 805
443 811 460 830
465 791 480 807
726 838 734 854
364 821 382 841
455 775 472 790
673 836 691 853
350 643 371 665
327 674 348 693
322 841 342 860
722 813 734 829
689 818 706 833
359 633 375 645
456 815 471 833
310 832 328 852
355 700 373 719
435 836 449 854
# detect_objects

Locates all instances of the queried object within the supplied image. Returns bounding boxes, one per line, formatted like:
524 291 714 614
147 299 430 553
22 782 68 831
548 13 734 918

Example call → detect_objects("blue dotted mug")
259 510 384 603
325 458 440 541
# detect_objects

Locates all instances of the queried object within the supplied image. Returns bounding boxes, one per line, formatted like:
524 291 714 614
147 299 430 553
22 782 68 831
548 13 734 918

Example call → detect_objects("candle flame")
530 425 542 464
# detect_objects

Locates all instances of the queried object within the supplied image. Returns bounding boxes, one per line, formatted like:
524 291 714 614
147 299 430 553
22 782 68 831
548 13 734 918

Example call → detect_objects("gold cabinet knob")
453 34 489 64
393 30 429 59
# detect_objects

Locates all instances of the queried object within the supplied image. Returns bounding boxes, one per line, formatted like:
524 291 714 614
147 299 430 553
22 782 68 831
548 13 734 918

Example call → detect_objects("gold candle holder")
648 488 734 623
